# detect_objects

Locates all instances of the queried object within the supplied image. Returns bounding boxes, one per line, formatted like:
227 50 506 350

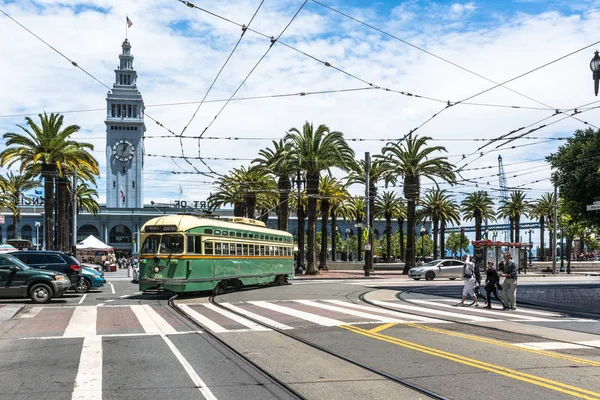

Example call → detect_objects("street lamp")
485 229 489 240
591 50 600 96
292 170 306 274
420 226 426 262
35 221 41 250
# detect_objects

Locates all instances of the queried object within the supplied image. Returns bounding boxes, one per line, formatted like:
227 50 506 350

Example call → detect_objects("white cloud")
1 0 599 209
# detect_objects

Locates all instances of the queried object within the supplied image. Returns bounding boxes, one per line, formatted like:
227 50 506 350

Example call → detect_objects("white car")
408 259 466 281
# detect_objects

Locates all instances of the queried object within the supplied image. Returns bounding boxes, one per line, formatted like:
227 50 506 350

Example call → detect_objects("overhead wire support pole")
364 152 371 277
552 177 558 274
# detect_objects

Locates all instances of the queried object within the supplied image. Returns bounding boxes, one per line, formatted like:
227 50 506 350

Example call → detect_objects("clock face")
112 140 134 162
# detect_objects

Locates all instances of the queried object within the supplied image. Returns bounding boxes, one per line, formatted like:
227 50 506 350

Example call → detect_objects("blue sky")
1 0 600 214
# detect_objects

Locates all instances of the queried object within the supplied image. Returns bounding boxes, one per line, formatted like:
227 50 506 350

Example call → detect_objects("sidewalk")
293 270 405 280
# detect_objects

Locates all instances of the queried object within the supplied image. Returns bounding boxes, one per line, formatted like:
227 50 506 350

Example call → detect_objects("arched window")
109 224 132 244
77 224 100 243
6 225 14 240
21 225 32 241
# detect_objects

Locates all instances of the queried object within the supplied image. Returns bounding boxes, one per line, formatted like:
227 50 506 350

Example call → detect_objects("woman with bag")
454 255 480 307
484 260 505 309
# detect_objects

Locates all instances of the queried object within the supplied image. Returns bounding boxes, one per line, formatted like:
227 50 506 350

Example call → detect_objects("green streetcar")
138 214 295 294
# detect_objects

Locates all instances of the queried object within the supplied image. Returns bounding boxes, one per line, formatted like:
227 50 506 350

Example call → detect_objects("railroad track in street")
176 293 450 400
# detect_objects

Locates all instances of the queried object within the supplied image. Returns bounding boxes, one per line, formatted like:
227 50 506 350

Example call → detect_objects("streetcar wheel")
212 281 226 296
425 271 436 281
274 275 286 286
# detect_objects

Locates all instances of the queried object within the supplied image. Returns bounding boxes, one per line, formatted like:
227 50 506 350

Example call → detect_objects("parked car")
77 267 106 292
11 250 85 292
0 253 70 303
408 259 466 281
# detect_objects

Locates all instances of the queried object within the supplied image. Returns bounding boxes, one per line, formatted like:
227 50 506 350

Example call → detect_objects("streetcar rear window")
160 235 184 254
141 235 160 254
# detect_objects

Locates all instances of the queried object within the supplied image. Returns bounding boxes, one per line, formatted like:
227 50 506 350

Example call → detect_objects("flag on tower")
126 16 133 28
120 186 126 200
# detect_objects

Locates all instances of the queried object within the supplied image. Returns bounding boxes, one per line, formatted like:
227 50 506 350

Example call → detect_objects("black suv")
11 251 84 292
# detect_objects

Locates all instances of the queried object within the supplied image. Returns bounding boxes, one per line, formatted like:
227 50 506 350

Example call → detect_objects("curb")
0 304 26 324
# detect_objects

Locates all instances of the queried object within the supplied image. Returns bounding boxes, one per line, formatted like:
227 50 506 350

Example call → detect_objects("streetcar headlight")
153 266 160 273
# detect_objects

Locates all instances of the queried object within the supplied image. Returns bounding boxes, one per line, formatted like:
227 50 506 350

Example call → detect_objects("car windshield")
0 254 30 270
422 260 443 267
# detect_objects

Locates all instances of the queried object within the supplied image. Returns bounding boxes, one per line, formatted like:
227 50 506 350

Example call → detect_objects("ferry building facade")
0 39 390 256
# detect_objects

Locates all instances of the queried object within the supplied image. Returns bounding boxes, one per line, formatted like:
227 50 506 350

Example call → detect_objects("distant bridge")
445 222 541 233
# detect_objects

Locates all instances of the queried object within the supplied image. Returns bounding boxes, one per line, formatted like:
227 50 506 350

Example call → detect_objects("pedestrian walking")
454 255 480 307
484 260 505 309
500 252 518 310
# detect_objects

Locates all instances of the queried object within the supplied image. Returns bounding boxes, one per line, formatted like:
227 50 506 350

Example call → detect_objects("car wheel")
29 283 53 304
425 271 436 281
75 279 91 293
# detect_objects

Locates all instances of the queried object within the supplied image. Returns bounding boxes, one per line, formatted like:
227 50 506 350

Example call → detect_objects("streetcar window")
187 236 194 253
214 230 221 235
161 235 184 254
230 243 235 254
222 231 228 236
249 234 254 238
275 247 280 256
205 242 214 255
214 243 222 255
222 243 230 255
236 243 242 255
187 236 202 254
260 245 265 256
236 232 241 237
141 235 160 254
204 229 213 234
242 233 248 238
230 231 235 236
243 244 249 256
249 245 255 256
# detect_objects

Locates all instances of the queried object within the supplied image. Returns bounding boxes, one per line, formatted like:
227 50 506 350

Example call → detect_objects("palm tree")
285 122 356 274
329 183 349 262
340 196 365 262
348 159 386 271
253 139 296 231
461 191 496 241
209 172 245 216
498 191 529 242
439 196 460 259
394 198 407 261
375 191 401 262
378 135 456 273
0 172 40 239
1 113 98 250
74 181 100 215
420 189 460 258
256 187 279 224
531 192 555 261
317 176 346 270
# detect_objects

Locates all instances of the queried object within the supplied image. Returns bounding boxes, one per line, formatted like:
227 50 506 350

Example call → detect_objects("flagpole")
125 15 128 39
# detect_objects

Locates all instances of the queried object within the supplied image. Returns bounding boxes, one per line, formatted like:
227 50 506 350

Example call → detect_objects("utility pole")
71 168 78 256
552 179 558 274
364 152 371 277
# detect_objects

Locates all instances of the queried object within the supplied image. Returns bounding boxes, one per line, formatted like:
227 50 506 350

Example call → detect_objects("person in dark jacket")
484 260 505 309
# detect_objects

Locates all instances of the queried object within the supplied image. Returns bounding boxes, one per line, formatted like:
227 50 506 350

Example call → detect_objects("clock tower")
105 39 145 208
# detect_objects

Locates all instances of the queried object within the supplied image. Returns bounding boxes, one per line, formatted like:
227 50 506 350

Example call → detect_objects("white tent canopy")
76 235 113 251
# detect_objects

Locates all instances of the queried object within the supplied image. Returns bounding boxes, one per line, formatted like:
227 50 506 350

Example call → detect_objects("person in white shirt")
454 254 480 307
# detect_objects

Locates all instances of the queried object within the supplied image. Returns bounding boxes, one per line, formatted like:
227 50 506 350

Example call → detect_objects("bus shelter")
471 240 532 274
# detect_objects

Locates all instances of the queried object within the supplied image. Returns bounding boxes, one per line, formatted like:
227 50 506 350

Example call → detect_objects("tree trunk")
566 235 573 274
357 224 363 262
245 193 256 219
233 203 244 217
404 199 416 274
440 220 446 259
539 216 545 261
277 177 291 231
432 217 439 259
330 210 337 262
42 164 55 250
398 218 405 262
319 199 330 270
385 215 391 263
515 213 521 243
475 212 482 241
297 204 306 271
509 219 515 242
305 172 319 275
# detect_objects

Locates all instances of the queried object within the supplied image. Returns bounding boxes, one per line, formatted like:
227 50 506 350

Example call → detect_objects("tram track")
355 289 600 352
168 294 307 400
205 293 449 400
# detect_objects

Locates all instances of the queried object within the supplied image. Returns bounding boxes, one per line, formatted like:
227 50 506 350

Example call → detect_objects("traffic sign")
365 243 371 251
587 204 600 211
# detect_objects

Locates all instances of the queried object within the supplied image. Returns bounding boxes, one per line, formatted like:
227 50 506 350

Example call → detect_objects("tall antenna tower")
498 155 509 241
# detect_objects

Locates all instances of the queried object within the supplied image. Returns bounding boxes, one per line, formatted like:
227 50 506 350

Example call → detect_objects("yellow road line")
342 325 600 400
368 322 397 333
403 322 600 367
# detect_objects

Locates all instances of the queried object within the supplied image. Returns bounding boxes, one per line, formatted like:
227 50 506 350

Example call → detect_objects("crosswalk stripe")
130 305 177 334
408 299 558 322
71 336 102 400
372 300 501 322
179 305 229 333
202 303 270 331
220 303 293 330
294 300 409 323
324 300 447 323
64 306 97 337
249 300 345 326
436 299 562 316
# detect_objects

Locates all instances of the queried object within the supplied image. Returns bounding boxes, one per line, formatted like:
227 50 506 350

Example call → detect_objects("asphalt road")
0 273 599 399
